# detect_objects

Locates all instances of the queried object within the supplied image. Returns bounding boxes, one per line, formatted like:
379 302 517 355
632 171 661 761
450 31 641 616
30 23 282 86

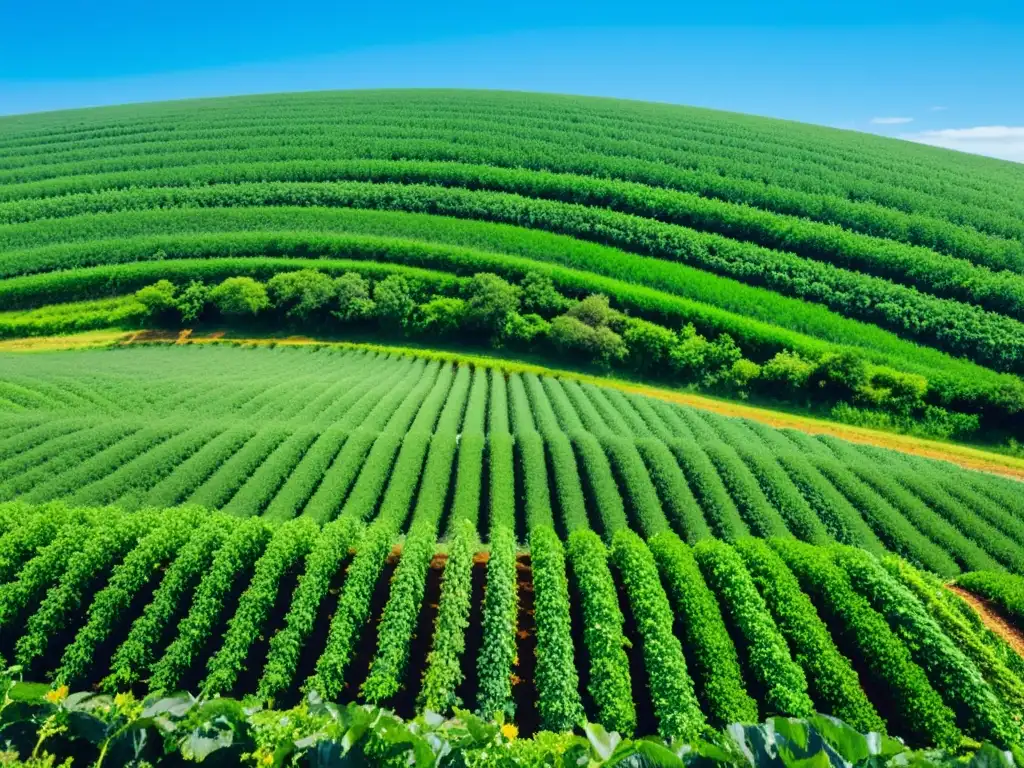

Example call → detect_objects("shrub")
267 269 336 319
520 271 569 314
333 271 376 321
373 275 414 327
503 312 549 345
759 350 815 395
623 318 677 372
175 280 209 323
464 272 521 337
209 276 270 316
134 279 177 314
566 293 617 328
413 296 466 336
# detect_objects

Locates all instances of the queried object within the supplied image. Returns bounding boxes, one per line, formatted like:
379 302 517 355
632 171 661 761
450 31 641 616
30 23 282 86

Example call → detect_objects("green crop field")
2 91 1024 762
1 90 1024 444
1 344 1024 750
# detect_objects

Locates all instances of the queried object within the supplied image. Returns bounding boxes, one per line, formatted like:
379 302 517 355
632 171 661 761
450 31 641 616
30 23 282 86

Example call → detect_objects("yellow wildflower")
501 723 518 741
44 685 69 704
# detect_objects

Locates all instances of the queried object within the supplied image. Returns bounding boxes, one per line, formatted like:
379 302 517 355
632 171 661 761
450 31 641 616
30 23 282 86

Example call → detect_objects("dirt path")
947 585 1024 658
4 329 1023 481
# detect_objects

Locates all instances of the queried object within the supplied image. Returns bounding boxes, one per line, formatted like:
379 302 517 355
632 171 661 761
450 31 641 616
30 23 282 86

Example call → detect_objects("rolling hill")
1 91 1023 759
1 90 1023 443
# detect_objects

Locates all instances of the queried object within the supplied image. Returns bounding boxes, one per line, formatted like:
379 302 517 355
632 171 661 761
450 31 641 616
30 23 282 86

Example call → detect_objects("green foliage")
648 531 758 727
530 526 584 732
955 571 1024 629
566 529 636 735
772 538 962 749
693 540 815 718
134 279 177 313
733 538 885 733
266 268 336 319
476 524 518 721
611 528 705 740
373 274 414 327
208 276 269 316
418 519 477 714
333 270 376 321
831 545 1020 747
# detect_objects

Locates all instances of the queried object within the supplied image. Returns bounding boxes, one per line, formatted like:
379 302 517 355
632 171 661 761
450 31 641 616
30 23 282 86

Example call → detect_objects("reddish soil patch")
947 585 1024 658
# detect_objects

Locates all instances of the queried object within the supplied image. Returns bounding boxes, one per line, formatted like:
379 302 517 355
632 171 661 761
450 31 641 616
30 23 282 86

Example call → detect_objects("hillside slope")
1 90 1023 442
2 344 1024 745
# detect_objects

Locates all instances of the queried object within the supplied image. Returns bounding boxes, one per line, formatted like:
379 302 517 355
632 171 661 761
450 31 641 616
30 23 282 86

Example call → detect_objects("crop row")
2 182 1021 371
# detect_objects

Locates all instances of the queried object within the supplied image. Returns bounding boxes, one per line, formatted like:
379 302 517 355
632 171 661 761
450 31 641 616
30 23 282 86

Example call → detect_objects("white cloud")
929 106 948 111
871 116 914 125
902 126 1024 163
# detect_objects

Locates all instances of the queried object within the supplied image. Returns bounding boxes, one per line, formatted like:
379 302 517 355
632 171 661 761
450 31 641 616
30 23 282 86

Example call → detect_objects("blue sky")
2 0 1022 160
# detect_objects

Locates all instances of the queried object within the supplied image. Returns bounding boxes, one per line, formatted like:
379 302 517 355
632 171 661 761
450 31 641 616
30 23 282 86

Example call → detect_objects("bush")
549 314 627 366
265 269 336 320
566 293 617 328
209 276 270 316
373 275 414 327
413 297 466 336
623 318 678 372
759 350 815 395
134 280 177 314
464 272 521 337
503 312 549 345
809 351 870 400
175 280 209 323
333 271 375 321
521 271 569 314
